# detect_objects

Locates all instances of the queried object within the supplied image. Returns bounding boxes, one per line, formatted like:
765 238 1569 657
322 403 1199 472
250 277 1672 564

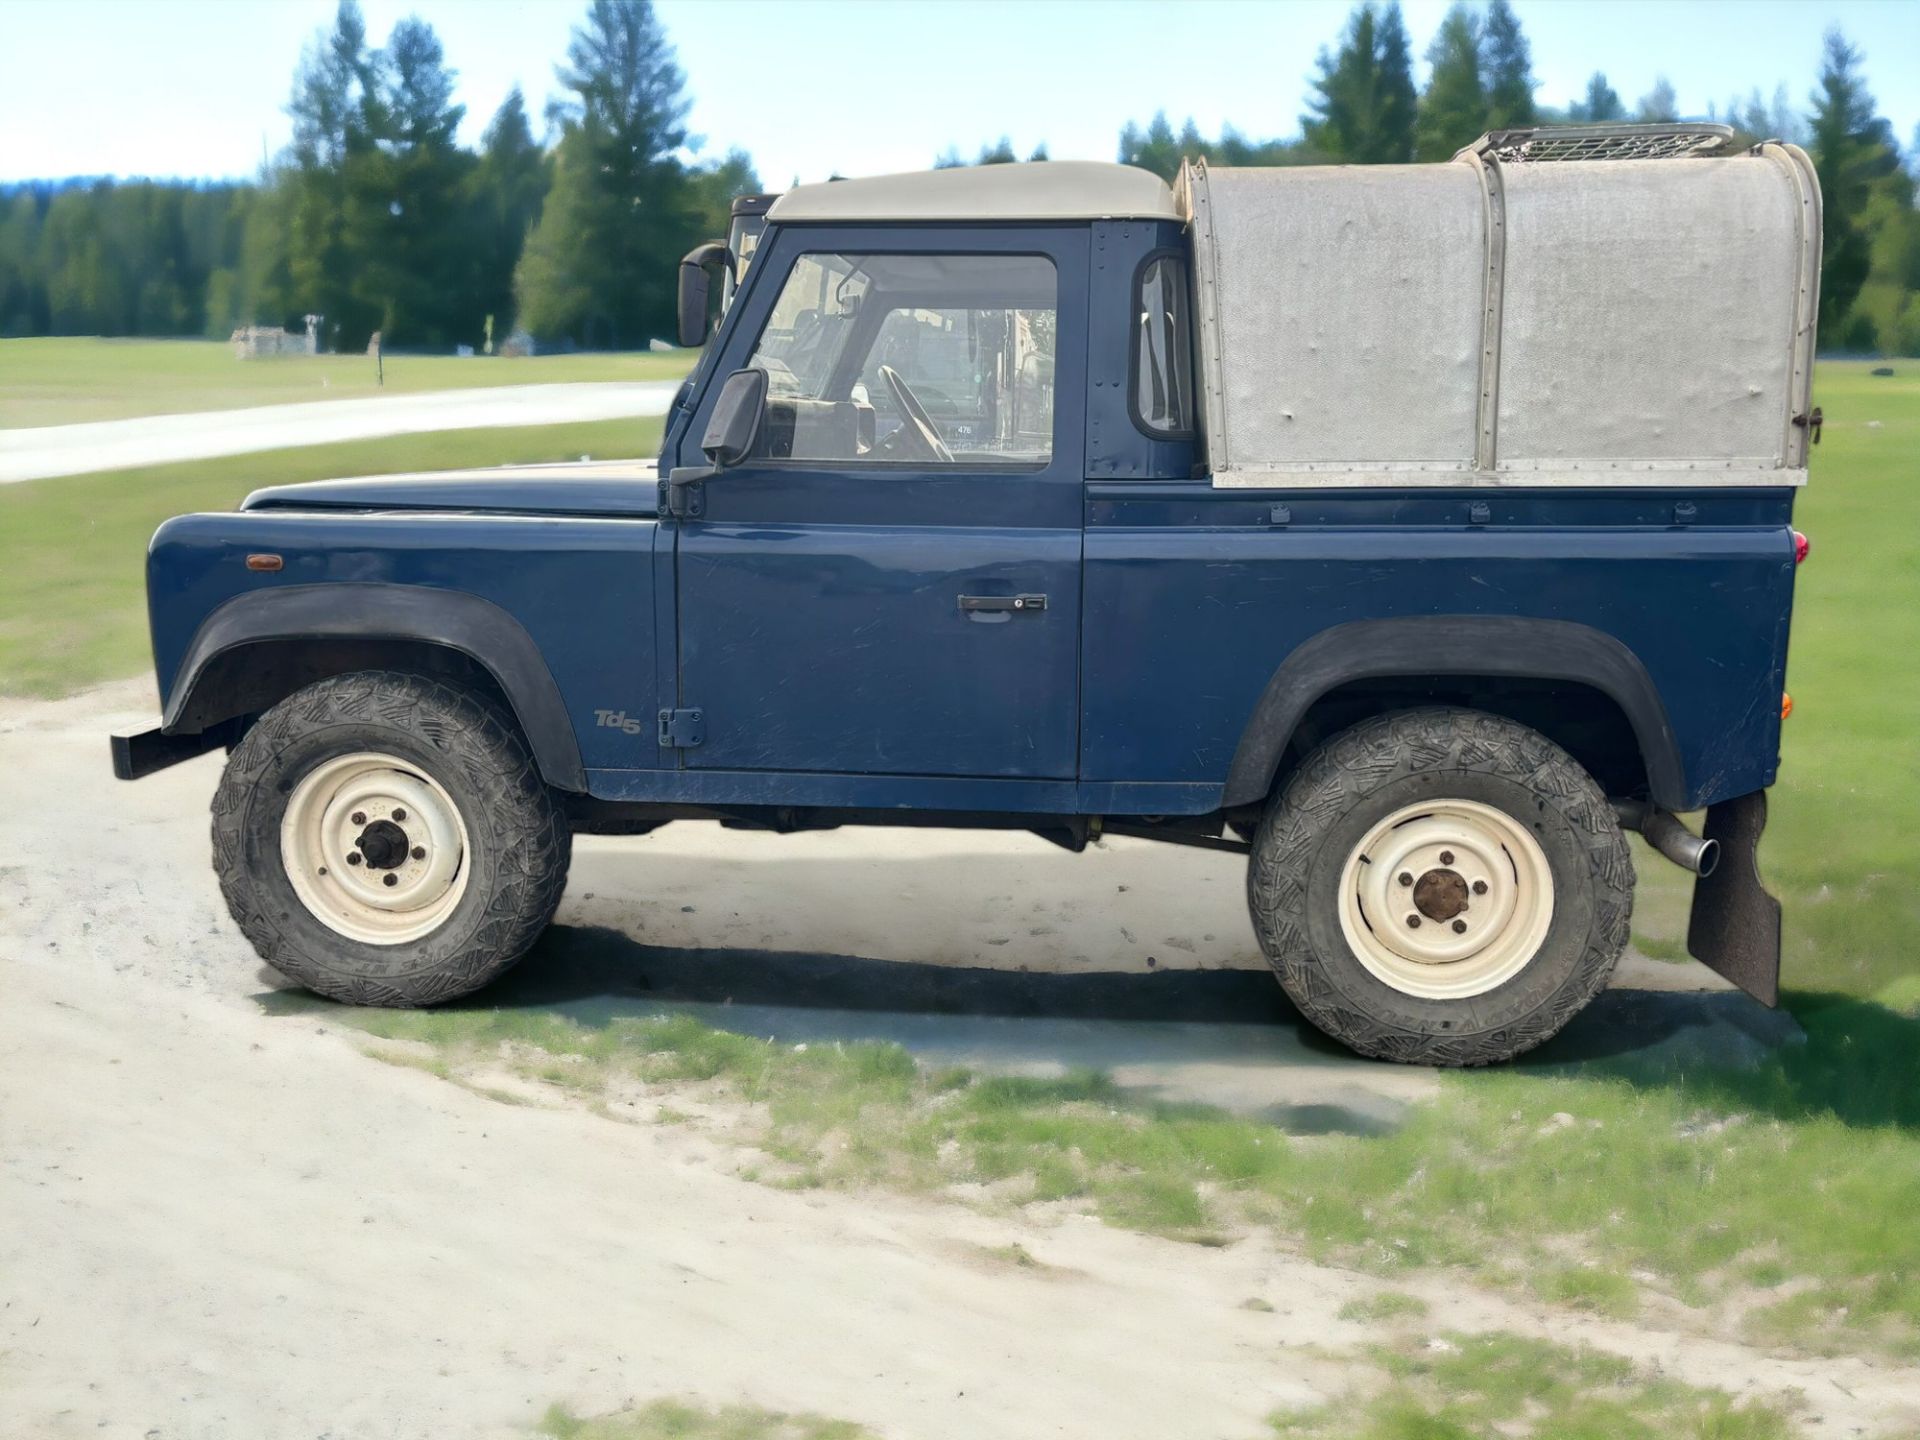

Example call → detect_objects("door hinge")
658 472 707 519
657 707 705 748
1792 406 1823 446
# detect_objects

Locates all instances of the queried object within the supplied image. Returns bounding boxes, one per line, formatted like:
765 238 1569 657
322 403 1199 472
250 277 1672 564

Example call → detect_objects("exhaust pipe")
1615 801 1719 877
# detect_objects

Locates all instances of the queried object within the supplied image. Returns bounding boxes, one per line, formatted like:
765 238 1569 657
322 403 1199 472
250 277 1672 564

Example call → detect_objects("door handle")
959 593 1047 613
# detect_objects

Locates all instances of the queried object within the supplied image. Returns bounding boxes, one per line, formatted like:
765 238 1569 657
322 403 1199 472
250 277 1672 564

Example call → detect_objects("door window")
1132 253 1193 437
746 252 1056 467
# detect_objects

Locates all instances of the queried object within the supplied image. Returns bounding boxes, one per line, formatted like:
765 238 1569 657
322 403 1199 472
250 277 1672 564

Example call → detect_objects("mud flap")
1686 790 1781 1007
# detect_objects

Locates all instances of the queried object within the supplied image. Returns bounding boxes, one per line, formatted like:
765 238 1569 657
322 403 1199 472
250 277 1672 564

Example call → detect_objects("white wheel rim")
280 752 471 946
1337 798 1555 1000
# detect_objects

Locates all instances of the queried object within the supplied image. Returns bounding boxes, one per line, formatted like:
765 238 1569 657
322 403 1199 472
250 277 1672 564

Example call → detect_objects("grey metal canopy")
1180 135 1821 489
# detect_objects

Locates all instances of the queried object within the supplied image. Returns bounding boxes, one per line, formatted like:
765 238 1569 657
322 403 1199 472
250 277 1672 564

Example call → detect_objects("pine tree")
515 0 695 347
1635 78 1679 123
347 16 475 348
473 88 550 341
1481 0 1536 129
1119 112 1183 180
1302 1 1417 164
1568 73 1624 124
283 0 375 347
1808 28 1900 341
1414 3 1484 162
0 189 47 336
689 147 761 240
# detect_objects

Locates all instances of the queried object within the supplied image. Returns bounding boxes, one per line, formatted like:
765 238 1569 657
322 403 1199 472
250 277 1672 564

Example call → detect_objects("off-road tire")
211 670 571 1006
1247 707 1633 1066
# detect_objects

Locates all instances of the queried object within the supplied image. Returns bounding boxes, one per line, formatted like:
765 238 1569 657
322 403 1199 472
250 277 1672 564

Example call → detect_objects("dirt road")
0 382 679 484
3 681 1913 1439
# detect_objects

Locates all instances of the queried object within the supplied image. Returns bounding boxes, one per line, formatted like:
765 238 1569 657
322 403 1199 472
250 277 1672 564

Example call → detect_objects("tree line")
1 0 1916 356
0 0 753 353
1107 1 1919 355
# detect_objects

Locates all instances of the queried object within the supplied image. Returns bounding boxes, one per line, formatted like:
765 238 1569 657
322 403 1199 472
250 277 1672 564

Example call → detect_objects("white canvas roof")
768 161 1179 224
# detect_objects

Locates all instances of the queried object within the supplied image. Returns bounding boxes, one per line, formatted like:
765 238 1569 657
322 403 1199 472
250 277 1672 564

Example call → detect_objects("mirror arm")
668 465 717 486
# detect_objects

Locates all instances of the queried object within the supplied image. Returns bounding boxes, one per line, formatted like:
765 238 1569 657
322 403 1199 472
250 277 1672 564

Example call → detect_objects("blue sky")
1 0 1915 186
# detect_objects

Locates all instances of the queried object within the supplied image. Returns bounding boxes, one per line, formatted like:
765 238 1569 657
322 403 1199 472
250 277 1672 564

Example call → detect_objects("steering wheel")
877 365 954 463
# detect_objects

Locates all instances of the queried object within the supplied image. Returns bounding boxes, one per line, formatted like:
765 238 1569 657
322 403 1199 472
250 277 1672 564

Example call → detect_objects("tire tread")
211 670 570 1007
1248 707 1633 1066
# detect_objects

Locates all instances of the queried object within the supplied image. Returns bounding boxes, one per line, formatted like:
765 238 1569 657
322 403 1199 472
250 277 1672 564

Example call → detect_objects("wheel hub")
1337 798 1556 1000
280 752 471 946
1411 867 1470 922
354 818 411 870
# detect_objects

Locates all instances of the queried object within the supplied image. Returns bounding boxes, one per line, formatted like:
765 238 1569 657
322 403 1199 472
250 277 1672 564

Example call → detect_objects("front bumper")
110 722 237 781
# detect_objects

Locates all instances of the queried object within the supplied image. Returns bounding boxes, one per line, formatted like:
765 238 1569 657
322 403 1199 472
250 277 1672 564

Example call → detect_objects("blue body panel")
1081 486 1795 810
675 515 1083 777
147 510 666 773
143 215 1800 821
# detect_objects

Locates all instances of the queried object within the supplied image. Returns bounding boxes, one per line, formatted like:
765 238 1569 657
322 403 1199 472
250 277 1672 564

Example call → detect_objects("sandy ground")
3 679 1916 1439
0 382 680 483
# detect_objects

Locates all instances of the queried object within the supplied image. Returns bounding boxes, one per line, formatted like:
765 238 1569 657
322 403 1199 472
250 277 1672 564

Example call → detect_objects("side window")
746 252 1056 467
1133 253 1193 437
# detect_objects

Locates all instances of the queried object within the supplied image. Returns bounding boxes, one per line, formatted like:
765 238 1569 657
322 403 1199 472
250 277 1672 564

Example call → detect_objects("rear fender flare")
162 582 586 792
1221 615 1685 809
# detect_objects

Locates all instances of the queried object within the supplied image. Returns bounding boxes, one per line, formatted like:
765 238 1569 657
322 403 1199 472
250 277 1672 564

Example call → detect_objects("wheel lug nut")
382 873 399 887
1439 850 1455 865
1406 914 1421 929
1472 879 1488 895
351 811 367 825
393 808 407 822
411 846 426 860
346 853 362 866
1397 871 1413 887
1452 919 1468 934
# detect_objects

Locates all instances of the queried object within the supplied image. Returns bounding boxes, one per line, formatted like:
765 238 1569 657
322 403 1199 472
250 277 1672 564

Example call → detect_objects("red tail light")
1793 530 1810 564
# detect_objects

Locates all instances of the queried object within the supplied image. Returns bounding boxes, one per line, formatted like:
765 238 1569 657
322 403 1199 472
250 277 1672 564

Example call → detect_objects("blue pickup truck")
114 125 1821 1065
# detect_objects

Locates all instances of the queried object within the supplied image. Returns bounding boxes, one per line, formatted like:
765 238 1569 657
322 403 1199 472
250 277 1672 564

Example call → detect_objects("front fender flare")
162 582 586 791
1221 615 1685 810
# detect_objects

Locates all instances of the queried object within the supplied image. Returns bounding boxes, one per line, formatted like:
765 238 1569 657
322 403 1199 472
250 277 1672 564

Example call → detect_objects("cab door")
669 227 1086 780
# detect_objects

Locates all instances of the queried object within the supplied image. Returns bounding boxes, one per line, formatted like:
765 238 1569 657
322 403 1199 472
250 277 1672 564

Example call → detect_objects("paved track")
0 380 680 483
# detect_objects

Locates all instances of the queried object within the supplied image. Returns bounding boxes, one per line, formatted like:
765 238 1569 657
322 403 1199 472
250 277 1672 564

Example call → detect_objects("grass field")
0 337 691 428
0 417 660 697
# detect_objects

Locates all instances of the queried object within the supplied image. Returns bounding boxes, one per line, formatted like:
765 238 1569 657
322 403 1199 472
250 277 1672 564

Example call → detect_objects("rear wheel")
1247 707 1632 1065
211 671 570 1006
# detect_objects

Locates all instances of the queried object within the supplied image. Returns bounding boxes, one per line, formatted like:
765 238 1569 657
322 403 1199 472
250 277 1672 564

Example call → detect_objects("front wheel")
1247 707 1633 1066
211 671 571 1006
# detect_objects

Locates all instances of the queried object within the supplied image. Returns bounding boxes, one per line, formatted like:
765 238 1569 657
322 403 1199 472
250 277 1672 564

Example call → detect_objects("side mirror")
677 240 729 348
700 367 767 469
